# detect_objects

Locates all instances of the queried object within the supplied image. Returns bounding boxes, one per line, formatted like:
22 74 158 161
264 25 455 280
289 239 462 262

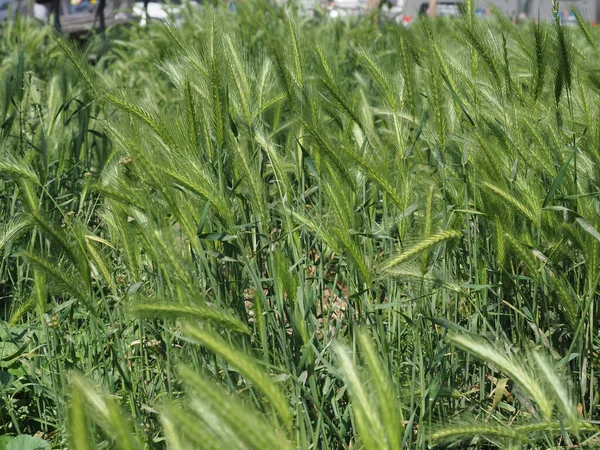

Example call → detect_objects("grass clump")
1 2 600 448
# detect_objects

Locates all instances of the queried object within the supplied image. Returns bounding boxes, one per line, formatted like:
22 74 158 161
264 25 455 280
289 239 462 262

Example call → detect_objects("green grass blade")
183 325 293 430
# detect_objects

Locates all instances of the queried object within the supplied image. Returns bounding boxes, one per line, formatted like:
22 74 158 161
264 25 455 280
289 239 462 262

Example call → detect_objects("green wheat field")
1 2 600 448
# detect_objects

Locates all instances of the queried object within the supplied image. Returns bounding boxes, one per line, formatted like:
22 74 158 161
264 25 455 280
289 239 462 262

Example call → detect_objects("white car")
132 0 185 25
326 0 404 21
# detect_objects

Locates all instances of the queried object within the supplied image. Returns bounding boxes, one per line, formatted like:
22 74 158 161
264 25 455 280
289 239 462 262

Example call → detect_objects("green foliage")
0 435 51 450
2 4 600 449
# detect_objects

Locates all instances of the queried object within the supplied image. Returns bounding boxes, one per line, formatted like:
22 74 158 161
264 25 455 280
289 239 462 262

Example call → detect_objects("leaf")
198 232 238 241
395 202 418 222
490 378 509 412
0 342 19 361
440 71 475 126
408 109 426 155
0 337 29 362
298 139 319 178
426 317 470 333
4 435 50 450
197 197 212 236
575 217 600 243
127 282 143 295
87 129 107 139
431 423 526 445
543 145 577 208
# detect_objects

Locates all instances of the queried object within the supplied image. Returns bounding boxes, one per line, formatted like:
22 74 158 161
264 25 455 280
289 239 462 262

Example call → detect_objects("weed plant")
1 1 600 448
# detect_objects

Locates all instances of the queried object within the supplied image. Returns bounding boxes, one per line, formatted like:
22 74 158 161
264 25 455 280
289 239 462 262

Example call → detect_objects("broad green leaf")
5 435 50 450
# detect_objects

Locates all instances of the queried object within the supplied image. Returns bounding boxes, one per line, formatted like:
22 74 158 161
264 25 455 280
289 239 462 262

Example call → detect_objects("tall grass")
1 2 600 448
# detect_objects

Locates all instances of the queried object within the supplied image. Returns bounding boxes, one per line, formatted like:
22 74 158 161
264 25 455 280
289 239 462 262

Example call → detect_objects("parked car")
132 0 187 26
400 0 598 24
325 0 404 21
0 0 134 33
525 0 599 24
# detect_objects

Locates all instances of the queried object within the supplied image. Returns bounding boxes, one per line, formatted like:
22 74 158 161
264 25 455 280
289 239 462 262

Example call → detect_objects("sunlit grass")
1 2 600 448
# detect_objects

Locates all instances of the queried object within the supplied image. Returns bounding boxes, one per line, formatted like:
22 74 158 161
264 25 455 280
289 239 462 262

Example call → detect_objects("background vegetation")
1 2 600 448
